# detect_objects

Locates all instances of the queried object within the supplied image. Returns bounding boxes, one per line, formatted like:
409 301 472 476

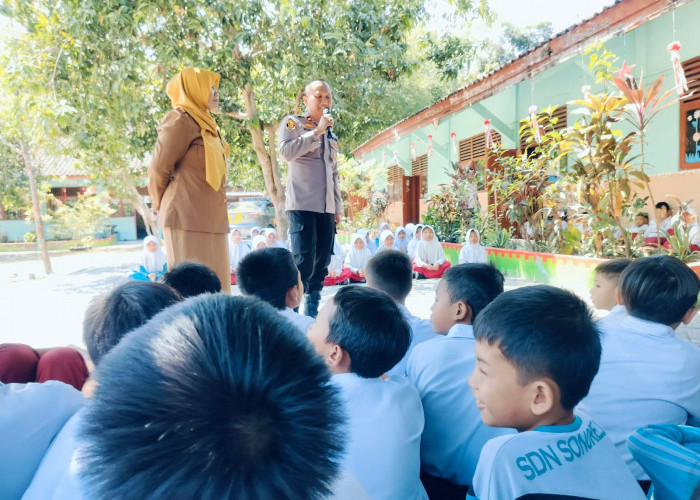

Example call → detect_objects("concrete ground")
1 243 698 350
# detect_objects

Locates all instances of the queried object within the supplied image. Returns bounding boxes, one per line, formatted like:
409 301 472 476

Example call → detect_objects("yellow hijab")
166 68 230 191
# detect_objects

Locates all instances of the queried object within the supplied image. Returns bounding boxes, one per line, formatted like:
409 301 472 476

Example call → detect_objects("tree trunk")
20 143 52 274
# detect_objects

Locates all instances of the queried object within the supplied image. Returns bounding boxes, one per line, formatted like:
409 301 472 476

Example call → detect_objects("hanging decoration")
581 85 591 97
394 129 400 142
382 151 386 168
427 135 433 157
392 150 400 165
529 105 542 143
450 132 458 155
432 119 440 129
668 41 688 95
410 141 416 161
484 120 494 150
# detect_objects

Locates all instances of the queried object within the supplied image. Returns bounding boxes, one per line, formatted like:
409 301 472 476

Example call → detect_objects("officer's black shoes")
304 291 322 318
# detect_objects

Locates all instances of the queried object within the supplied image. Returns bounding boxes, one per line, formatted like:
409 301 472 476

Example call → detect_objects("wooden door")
403 175 421 224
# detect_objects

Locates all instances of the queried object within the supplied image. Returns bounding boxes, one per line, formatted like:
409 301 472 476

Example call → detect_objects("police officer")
277 80 342 317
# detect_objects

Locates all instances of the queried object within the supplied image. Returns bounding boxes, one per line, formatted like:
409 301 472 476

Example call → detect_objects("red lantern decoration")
668 41 688 95
427 135 433 157
529 105 542 143
484 120 494 150
450 132 458 155
410 141 416 161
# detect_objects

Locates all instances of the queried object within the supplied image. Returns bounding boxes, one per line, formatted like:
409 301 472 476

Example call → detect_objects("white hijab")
415 226 444 264
229 231 251 269
141 236 167 274
376 230 394 253
345 233 372 270
685 207 699 245
263 228 287 249
329 239 345 273
404 223 416 241
407 224 424 257
357 228 376 254
251 235 268 250
460 228 488 264
393 226 408 253
379 222 390 233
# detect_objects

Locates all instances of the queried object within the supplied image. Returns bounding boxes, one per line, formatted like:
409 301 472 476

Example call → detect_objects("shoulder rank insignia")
330 139 338 149
286 119 296 131
305 122 315 129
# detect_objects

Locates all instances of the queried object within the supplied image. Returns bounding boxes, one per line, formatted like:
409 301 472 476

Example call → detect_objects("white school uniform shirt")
141 235 167 274
645 216 674 238
386 304 439 378
333 373 427 500
577 315 700 480
407 225 424 258
344 234 372 273
328 239 345 275
406 324 515 486
229 240 251 271
458 229 488 264
414 227 445 267
467 413 646 500
597 303 627 327
278 307 315 336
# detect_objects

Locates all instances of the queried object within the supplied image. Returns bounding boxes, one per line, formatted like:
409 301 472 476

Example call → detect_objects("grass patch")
0 235 117 252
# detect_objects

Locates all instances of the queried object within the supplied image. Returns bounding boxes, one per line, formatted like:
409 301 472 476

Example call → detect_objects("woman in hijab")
324 239 352 286
251 235 268 250
375 229 395 254
129 236 168 281
264 228 288 249
148 68 231 292
407 224 423 259
393 226 409 254
344 233 373 282
413 225 451 279
357 228 377 255
458 228 488 264
229 229 251 285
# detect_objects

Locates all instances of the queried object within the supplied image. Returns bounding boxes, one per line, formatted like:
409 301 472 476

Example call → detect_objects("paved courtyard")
1 243 698 351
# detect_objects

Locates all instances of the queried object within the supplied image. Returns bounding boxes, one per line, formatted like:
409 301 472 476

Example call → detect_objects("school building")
352 0 700 226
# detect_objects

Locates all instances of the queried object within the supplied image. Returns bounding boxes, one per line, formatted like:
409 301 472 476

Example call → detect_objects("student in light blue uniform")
578 255 700 487
0 381 84 500
467 286 645 500
588 258 631 325
237 247 314 335
365 250 438 378
406 263 512 498
307 286 428 500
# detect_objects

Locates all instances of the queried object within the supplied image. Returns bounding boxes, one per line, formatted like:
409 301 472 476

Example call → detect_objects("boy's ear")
285 285 301 309
454 300 473 324
682 306 699 325
326 344 351 372
529 378 556 417
615 287 625 308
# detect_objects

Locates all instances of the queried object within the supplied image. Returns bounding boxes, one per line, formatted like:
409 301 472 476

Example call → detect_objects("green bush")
23 231 36 242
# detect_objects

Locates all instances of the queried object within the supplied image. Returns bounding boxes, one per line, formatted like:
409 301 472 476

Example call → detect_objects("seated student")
357 228 377 255
375 229 395 254
365 250 439 378
237 247 314 336
307 286 428 500
344 233 372 283
249 226 262 239
324 239 352 287
250 234 268 250
467 285 646 500
645 201 675 244
228 228 251 285
394 226 409 254
264 227 288 249
406 263 511 498
577 255 700 490
413 226 451 279
589 257 632 325
0 344 88 391
680 207 700 250
26 295 346 500
408 224 423 259
627 212 649 238
458 229 488 264
159 261 222 298
129 235 168 282
404 223 416 244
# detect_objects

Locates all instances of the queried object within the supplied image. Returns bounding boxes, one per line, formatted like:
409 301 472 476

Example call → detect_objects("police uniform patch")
286 119 296 131
305 122 315 129
330 139 338 149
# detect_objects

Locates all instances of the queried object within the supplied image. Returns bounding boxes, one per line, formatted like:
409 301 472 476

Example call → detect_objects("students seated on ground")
344 233 372 283
408 224 423 258
645 201 675 243
589 258 632 325
626 212 649 238
378 222 390 234
25 295 346 500
680 207 700 250
228 228 250 285
237 247 314 336
325 239 352 286
405 223 416 243
413 226 450 279
357 228 377 255
264 227 288 249
129 235 168 282
250 226 261 239
406 263 510 499
0 380 84 500
365 250 438 378
375 229 395 254
159 261 221 298
250 234 267 250
467 285 646 500
577 255 700 489
0 344 88 391
307 286 427 500
458 229 488 264
394 226 409 254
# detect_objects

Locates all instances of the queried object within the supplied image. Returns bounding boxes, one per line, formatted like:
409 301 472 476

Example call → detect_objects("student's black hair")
328 285 411 378
473 285 601 410
620 255 700 326
594 258 632 285
159 261 221 298
443 263 505 319
83 280 181 366
237 248 299 310
80 294 344 499
366 250 413 302
655 201 671 211
636 212 649 222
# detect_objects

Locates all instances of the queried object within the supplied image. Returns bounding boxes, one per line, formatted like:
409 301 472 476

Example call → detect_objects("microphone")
323 107 333 139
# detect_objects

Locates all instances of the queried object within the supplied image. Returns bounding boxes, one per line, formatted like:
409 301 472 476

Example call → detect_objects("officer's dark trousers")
287 210 336 294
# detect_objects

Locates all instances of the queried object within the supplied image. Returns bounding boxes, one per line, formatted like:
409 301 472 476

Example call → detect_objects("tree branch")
225 110 250 121
0 135 22 156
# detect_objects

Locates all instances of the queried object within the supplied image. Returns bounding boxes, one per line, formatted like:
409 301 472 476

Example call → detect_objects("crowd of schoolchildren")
2 218 700 499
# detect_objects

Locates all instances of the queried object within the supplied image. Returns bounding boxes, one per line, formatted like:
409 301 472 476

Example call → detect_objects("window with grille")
411 154 428 196
387 165 403 201
519 105 567 151
458 132 502 190
680 56 700 170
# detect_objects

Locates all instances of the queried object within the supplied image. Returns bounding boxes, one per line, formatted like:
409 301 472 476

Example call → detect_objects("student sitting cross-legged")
577 255 700 491
365 250 439 378
467 285 645 499
237 247 315 336
307 286 428 500
413 226 451 279
406 263 512 499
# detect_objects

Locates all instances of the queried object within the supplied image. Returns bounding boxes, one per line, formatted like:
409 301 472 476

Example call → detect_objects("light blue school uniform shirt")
386 304 439 378
406 323 515 486
0 381 84 500
466 413 646 499
577 315 700 480
597 303 627 327
279 307 315 336
333 372 428 500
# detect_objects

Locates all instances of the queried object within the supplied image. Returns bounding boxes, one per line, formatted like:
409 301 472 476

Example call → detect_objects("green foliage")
662 223 700 263
23 231 36 243
584 41 619 84
337 154 387 229
50 193 115 246
423 165 479 242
